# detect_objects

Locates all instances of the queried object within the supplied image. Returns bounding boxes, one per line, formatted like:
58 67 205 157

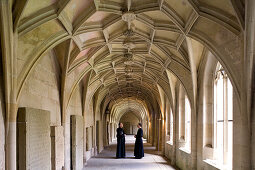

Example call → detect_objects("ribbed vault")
10 0 243 125
111 99 148 122
1 0 250 169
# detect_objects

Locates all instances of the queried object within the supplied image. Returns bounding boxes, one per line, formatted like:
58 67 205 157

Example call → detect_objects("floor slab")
84 135 177 170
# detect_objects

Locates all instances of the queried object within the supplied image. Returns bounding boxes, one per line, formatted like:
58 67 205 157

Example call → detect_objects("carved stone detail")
122 12 136 22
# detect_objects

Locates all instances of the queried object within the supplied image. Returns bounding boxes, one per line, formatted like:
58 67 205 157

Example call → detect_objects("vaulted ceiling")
14 0 244 120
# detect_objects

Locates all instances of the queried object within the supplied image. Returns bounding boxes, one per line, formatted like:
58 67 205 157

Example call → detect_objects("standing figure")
134 123 144 159
116 122 126 158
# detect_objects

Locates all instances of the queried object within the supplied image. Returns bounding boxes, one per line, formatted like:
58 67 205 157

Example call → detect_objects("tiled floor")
84 135 177 170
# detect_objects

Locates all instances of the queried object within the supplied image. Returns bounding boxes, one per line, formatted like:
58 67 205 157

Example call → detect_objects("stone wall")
18 51 61 126
64 84 84 169
164 52 245 170
17 51 85 169
66 83 83 117
176 149 192 170
84 99 96 160
0 57 5 170
165 143 174 162
17 107 51 170
120 112 139 134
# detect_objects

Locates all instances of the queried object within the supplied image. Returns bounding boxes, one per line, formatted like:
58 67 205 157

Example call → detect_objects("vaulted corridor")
84 135 176 170
0 0 255 170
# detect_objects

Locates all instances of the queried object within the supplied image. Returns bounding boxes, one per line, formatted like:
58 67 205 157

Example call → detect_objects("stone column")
152 114 156 147
51 126 64 170
6 103 18 170
71 115 83 170
191 106 197 170
63 120 70 170
6 121 16 170
83 123 87 165
161 117 166 154
0 1 18 170
173 89 179 166
243 0 255 169
171 105 177 165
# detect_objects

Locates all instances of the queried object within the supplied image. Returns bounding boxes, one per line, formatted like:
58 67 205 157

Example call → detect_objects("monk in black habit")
134 123 144 159
116 122 126 158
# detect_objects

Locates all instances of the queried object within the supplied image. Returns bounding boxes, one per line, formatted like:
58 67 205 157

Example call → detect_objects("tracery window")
178 86 191 153
185 95 191 150
214 64 233 169
169 108 173 144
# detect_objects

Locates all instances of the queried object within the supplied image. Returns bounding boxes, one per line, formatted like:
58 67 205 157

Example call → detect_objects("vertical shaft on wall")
157 118 160 154
61 39 72 125
245 0 255 168
0 1 18 170
186 37 198 170
82 70 92 165
60 39 72 170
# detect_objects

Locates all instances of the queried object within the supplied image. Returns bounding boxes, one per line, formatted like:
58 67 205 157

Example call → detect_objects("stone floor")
84 135 177 170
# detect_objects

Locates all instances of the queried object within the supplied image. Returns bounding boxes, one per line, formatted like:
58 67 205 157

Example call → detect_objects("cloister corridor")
0 0 255 170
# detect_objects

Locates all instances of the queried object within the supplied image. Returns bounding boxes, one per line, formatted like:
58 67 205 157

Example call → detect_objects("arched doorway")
120 112 140 135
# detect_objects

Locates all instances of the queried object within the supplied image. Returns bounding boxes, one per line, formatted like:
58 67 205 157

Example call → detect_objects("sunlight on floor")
84 135 176 170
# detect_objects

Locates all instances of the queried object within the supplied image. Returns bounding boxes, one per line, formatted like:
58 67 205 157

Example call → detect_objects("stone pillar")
63 121 70 170
107 122 110 145
6 121 16 170
5 104 18 170
156 114 161 151
0 1 18 169
191 107 197 170
153 114 157 147
83 124 87 166
86 127 92 151
178 87 186 148
171 107 176 165
243 0 255 169
161 118 166 154
71 115 83 170
96 121 99 154
92 124 97 156
179 94 185 141
51 126 64 170
114 123 117 139
109 123 112 142
173 89 180 166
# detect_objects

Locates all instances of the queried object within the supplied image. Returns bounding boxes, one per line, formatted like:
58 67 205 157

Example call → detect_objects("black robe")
134 128 144 158
116 127 125 158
